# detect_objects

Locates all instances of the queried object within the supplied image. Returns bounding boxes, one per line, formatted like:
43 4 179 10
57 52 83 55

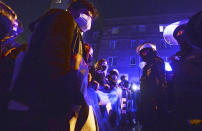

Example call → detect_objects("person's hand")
93 81 100 90
104 84 110 90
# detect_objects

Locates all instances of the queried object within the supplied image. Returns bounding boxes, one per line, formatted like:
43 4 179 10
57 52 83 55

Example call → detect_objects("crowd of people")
0 0 202 131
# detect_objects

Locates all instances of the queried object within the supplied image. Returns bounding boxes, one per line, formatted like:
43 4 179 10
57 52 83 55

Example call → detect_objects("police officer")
89 58 109 91
107 69 119 91
136 43 167 131
186 11 202 50
119 75 129 89
170 22 202 130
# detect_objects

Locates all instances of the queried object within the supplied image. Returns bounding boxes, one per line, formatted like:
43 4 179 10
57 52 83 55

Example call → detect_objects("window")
109 40 117 49
113 57 117 66
112 27 120 34
108 57 113 66
131 40 137 49
159 24 167 32
108 56 117 66
132 25 137 32
139 40 145 44
92 32 99 40
139 25 146 32
130 56 136 65
159 25 164 32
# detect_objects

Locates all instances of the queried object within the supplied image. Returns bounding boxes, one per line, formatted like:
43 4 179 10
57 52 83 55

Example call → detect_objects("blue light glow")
117 79 121 84
132 83 140 91
165 62 172 71
117 88 122 96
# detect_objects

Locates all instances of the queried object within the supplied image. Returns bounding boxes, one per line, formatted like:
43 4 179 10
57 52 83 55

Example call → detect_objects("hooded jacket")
11 9 88 115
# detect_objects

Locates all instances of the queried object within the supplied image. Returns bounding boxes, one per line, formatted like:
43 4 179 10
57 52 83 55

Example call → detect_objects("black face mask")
97 64 107 71
140 48 155 62
100 65 107 71
175 33 192 51
111 75 118 82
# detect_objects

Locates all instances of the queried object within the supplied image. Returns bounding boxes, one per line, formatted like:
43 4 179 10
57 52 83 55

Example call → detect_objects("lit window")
159 25 164 32
130 56 136 65
109 40 117 49
139 25 146 32
159 24 167 32
108 56 117 66
108 57 113 66
112 27 120 34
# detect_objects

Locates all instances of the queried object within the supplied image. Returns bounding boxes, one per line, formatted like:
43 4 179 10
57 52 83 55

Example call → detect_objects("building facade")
85 13 192 82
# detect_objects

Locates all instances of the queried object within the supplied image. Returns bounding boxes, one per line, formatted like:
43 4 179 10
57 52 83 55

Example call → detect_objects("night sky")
2 0 202 41
2 0 50 41
98 0 202 18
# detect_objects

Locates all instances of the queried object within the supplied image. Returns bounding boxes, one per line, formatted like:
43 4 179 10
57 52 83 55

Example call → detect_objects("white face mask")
75 13 92 32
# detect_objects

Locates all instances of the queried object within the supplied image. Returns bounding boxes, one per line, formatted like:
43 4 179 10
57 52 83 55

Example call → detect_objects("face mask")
140 48 155 62
111 75 118 81
101 65 107 71
97 64 107 72
75 13 92 32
